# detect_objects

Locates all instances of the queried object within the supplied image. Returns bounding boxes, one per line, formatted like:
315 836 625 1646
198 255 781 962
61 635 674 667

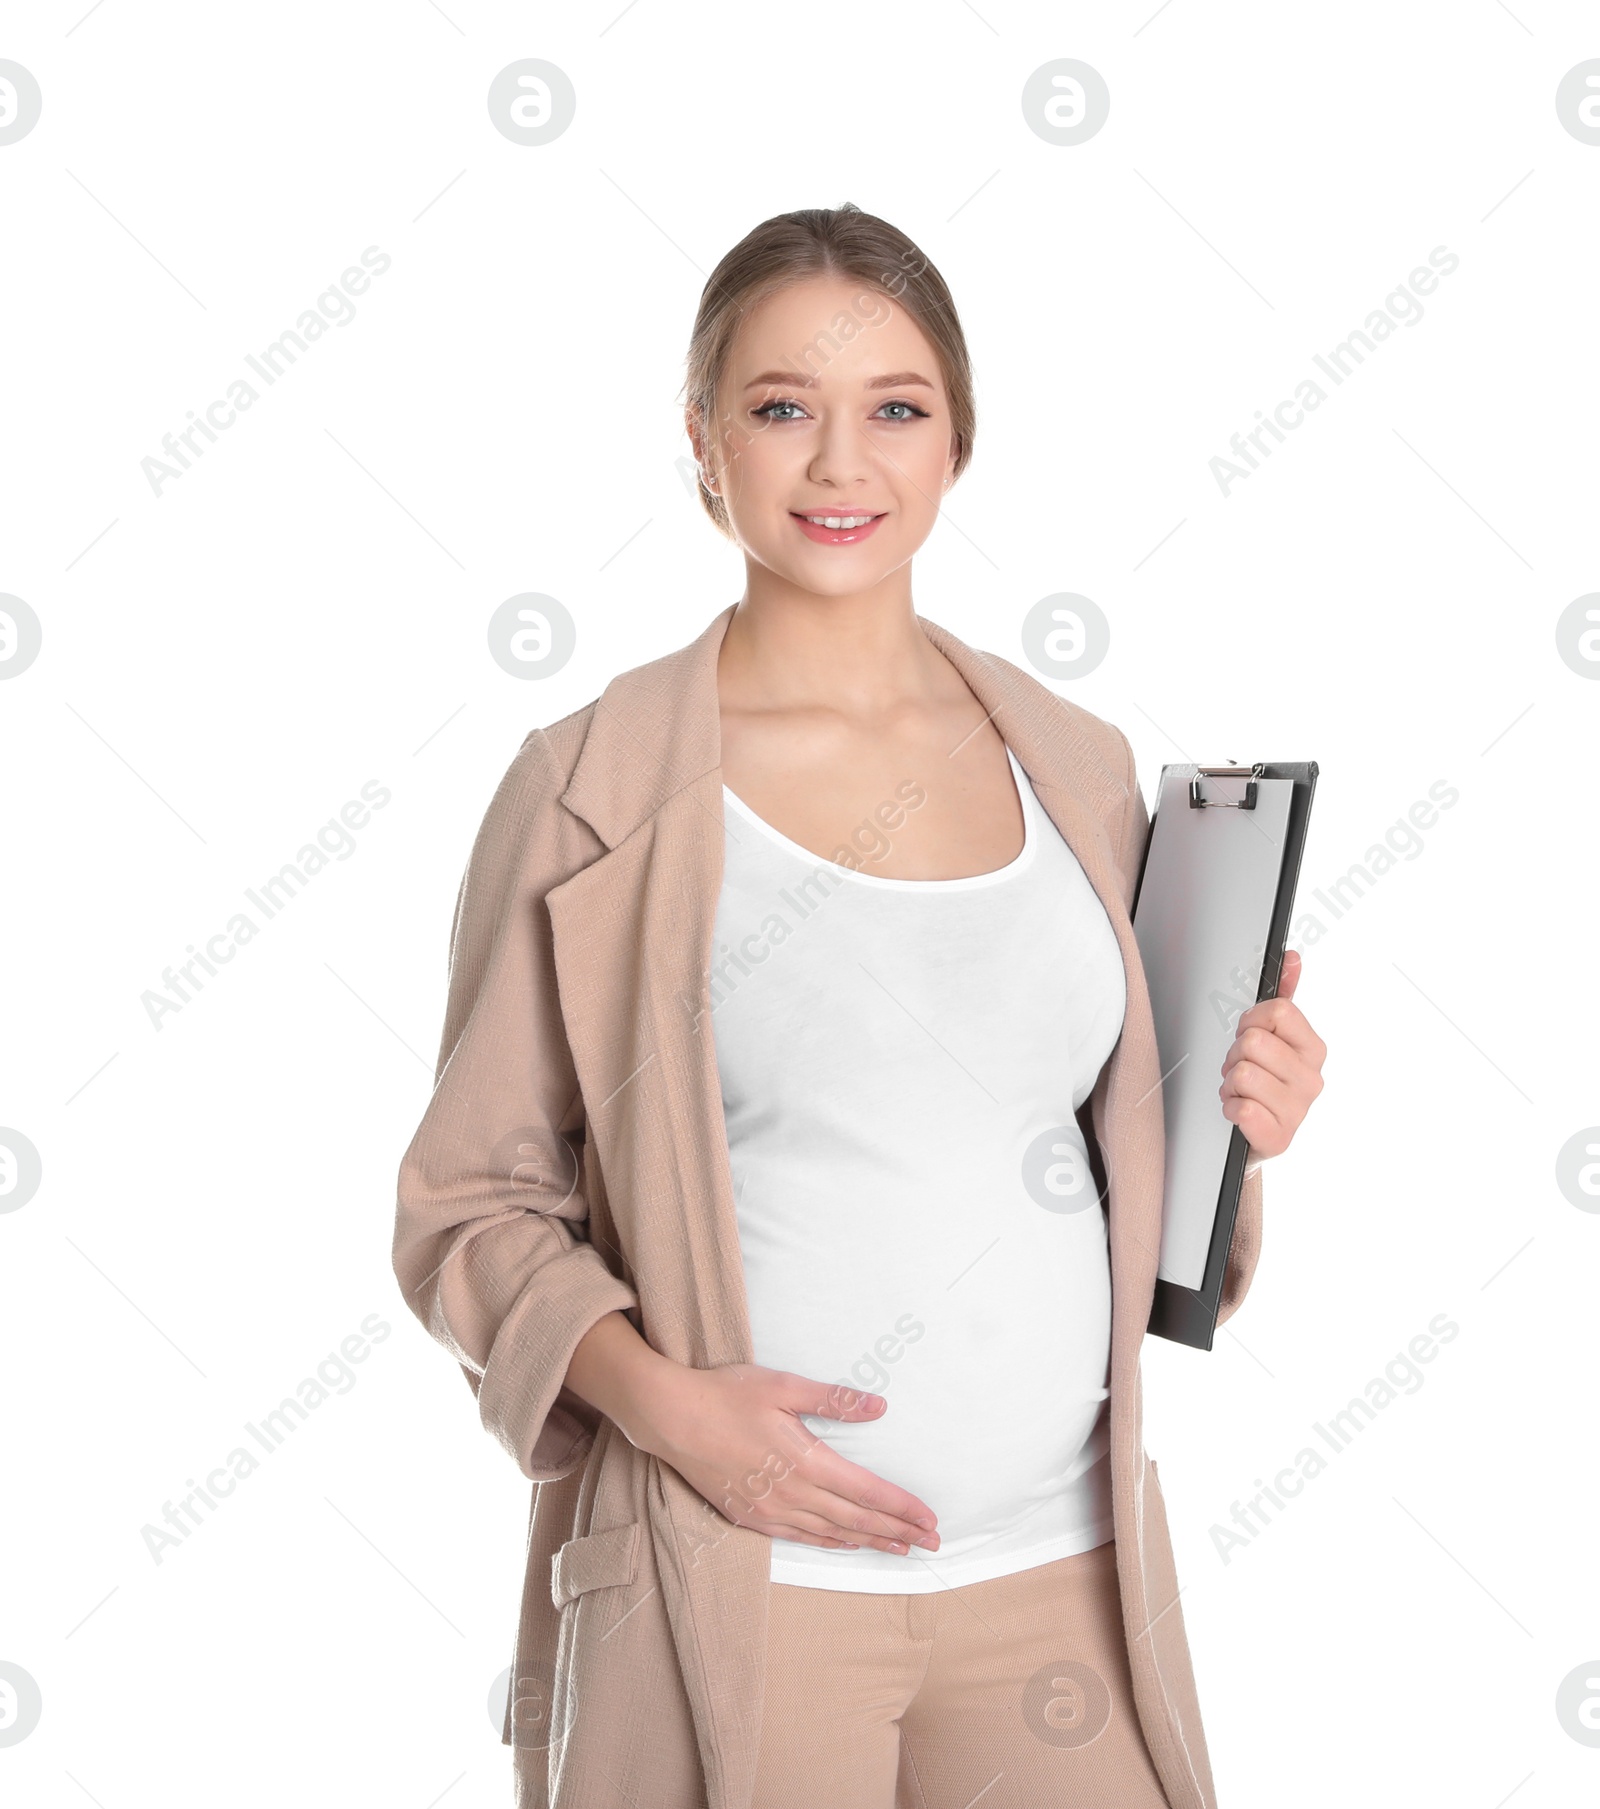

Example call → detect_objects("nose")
806 406 875 492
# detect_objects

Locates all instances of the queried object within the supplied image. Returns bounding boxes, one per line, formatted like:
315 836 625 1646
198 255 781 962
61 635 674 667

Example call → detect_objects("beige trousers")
752 1538 1172 1809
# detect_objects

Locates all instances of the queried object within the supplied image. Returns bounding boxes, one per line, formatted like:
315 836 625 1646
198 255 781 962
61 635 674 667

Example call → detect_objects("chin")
792 562 895 598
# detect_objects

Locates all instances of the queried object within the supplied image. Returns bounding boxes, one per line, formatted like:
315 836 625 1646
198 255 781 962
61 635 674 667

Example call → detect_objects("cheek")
899 433 955 500
723 424 798 497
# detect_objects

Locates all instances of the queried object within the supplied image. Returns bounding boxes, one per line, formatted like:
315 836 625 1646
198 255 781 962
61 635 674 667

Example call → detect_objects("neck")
717 567 945 715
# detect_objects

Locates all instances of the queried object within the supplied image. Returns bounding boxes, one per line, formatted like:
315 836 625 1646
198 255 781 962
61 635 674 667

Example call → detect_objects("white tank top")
709 747 1127 1592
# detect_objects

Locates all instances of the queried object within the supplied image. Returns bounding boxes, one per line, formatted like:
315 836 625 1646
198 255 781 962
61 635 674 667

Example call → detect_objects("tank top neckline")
720 745 1039 893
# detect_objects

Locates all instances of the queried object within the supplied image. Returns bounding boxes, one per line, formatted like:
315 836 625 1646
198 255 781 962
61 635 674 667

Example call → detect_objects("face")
689 274 960 596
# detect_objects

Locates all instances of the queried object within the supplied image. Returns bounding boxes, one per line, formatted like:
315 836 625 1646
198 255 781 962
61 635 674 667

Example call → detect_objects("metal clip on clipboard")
1189 762 1266 810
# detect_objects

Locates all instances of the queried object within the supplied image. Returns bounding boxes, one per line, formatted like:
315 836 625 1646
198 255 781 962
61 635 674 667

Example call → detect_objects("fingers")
1220 1053 1299 1155
1274 947 1305 1002
763 1397 941 1553
1220 1005 1326 1163
688 1368 942 1557
1232 995 1326 1067
1222 1090 1288 1155
767 1488 941 1555
797 1377 890 1422
1222 1019 1325 1097
767 1500 939 1555
723 1473 937 1556
792 1451 940 1554
1221 1047 1293 1111
1221 1028 1301 1093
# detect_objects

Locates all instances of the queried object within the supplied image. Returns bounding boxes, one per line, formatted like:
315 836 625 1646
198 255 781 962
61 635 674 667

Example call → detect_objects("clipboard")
1130 760 1318 1351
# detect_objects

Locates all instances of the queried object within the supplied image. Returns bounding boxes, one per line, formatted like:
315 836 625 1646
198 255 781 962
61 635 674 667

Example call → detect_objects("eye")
752 397 808 421
876 400 930 422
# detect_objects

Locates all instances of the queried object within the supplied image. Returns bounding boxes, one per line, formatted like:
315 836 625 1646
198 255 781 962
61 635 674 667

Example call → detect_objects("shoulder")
526 702 600 793
474 716 584 811
464 709 602 885
527 608 728 793
487 666 619 811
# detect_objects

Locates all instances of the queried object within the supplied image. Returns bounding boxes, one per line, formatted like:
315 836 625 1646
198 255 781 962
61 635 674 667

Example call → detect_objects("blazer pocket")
551 1520 642 1611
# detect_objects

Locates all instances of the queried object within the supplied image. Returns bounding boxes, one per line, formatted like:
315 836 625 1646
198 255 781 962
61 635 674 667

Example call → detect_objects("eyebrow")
742 369 936 391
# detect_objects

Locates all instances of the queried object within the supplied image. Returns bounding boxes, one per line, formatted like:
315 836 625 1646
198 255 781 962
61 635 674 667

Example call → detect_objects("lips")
790 511 887 546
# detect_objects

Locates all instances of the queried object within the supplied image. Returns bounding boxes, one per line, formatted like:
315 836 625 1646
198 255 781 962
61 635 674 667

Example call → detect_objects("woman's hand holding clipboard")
1132 762 1326 1348
1219 946 1325 1160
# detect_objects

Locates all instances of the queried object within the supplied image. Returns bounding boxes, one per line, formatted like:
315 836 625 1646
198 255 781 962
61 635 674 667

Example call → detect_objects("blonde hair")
681 204 976 538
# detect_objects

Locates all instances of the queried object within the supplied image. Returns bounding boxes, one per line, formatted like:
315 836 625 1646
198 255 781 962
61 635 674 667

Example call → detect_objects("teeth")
804 515 876 529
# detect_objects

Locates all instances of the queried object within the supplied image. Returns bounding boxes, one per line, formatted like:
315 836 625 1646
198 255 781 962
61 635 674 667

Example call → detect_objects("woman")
393 205 1325 1809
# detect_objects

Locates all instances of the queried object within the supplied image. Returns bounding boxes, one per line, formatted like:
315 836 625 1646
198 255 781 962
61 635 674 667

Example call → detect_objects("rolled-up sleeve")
1109 727 1266 1327
393 728 640 1482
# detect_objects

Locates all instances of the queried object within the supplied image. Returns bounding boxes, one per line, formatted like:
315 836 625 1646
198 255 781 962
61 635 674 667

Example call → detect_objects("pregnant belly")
785 1288 1114 1555
796 1374 1110 1547
738 1166 1115 1552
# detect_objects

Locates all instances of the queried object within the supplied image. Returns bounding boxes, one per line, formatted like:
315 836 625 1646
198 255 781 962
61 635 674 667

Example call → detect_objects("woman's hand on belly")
639 1360 942 1557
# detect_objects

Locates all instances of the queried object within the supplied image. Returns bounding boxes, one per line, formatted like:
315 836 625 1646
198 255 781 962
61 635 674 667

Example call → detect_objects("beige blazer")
393 602 1265 1809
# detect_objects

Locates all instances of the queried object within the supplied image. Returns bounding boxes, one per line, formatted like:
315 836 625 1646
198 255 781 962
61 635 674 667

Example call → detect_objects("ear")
685 404 719 494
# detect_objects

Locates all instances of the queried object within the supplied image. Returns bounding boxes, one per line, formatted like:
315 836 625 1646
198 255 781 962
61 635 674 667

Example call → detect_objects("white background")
2 2 1596 1804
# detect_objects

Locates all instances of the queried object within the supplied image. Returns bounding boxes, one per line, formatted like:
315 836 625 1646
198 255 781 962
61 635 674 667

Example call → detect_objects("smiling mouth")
790 511 887 544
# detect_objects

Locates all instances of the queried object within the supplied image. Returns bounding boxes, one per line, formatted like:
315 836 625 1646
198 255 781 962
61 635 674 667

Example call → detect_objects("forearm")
563 1309 686 1458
